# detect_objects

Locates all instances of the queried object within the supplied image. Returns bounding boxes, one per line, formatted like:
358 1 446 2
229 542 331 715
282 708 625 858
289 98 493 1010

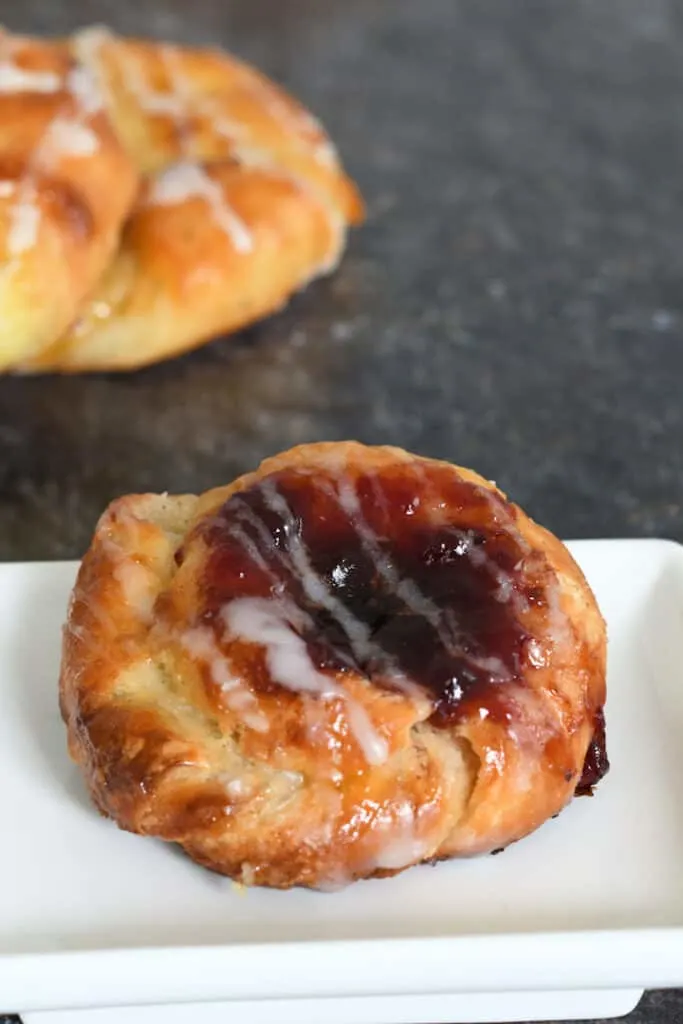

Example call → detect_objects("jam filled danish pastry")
60 443 608 889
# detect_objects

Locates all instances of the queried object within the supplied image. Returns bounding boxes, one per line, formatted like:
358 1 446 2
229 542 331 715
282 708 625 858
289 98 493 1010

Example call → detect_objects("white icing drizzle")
1 42 47 258
73 25 114 60
147 41 342 266
148 161 207 203
112 558 156 622
335 474 445 632
220 47 342 177
161 43 247 147
313 138 338 167
104 43 252 254
98 511 158 623
223 596 388 765
258 479 376 660
256 479 424 701
504 683 563 769
180 624 269 733
7 200 40 255
117 44 185 117
225 598 337 697
219 515 287 595
66 64 104 115
224 776 250 798
221 485 419 709
254 88 340 172
233 146 346 279
134 88 185 116
544 577 573 650
0 61 60 94
370 800 430 871
214 114 247 143
235 137 344 280
331 473 515 683
0 180 15 197
255 85 323 150
116 43 250 252
44 118 99 157
72 26 114 111
228 140 345 276
224 496 376 689
427 478 570 664
148 161 253 252
466 535 528 611
0 36 104 264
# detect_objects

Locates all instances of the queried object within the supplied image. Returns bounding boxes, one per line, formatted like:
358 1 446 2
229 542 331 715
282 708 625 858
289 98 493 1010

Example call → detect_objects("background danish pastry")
0 26 362 372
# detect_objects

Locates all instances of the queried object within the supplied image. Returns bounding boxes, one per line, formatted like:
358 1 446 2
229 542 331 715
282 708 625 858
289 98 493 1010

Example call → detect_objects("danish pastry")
0 29 138 369
1 27 362 372
60 443 608 889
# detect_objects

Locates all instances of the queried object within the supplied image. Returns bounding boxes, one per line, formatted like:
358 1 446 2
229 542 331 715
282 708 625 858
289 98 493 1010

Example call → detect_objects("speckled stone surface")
1 0 683 1020
1 0 683 560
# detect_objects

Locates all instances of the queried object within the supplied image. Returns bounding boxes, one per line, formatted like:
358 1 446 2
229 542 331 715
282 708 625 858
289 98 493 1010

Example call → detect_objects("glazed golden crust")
30 159 347 371
60 443 607 888
21 29 363 372
0 30 138 369
72 33 362 218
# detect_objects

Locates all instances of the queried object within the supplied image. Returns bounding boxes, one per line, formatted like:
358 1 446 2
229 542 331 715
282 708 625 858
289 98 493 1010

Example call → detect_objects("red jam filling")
191 462 607 790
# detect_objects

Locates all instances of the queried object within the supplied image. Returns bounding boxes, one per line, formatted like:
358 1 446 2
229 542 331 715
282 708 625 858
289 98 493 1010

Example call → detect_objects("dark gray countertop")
1 1 682 1021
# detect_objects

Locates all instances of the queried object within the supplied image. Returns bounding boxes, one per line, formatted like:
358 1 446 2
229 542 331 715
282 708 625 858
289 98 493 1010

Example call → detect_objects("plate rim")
3 537 683 1012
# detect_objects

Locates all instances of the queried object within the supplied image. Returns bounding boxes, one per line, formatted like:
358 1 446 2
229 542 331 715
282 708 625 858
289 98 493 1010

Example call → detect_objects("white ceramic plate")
3 539 683 1021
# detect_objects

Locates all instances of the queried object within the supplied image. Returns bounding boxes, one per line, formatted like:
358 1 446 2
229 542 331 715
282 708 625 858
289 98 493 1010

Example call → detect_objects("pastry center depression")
198 463 540 727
